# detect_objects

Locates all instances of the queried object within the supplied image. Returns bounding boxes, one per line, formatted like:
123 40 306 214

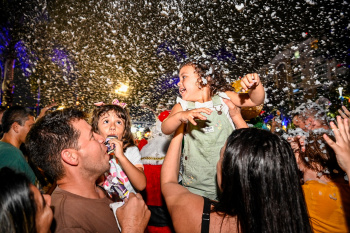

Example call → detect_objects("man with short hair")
26 108 150 233
0 106 36 184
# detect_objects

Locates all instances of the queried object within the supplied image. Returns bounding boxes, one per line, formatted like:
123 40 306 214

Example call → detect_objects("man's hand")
116 193 150 233
323 116 350 179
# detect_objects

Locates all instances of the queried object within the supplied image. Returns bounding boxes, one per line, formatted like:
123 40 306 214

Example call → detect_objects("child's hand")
108 138 124 159
240 73 261 92
178 108 212 125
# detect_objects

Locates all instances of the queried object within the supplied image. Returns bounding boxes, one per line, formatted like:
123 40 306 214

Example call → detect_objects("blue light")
15 40 34 77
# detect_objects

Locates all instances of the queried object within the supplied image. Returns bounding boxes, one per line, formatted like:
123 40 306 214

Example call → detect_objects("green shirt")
0 141 36 184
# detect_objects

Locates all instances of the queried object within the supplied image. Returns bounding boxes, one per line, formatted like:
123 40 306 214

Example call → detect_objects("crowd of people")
0 59 350 233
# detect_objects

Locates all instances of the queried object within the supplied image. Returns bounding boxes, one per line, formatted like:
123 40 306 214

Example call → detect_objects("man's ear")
61 149 79 166
12 122 20 133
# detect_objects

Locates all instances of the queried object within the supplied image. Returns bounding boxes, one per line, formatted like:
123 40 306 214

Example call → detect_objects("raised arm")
226 73 265 107
323 116 350 183
161 126 203 232
37 102 57 119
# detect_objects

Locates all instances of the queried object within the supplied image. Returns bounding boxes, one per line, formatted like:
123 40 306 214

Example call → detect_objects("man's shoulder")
51 187 119 233
0 141 22 154
0 142 26 165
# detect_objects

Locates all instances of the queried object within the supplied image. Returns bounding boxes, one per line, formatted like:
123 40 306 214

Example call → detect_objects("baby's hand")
240 73 260 92
178 108 212 125
108 138 124 159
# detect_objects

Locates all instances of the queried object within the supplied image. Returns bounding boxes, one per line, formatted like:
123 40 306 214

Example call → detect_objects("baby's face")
98 110 125 139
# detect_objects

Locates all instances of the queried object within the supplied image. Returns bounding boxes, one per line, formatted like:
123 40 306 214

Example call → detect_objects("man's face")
73 119 110 177
18 116 35 144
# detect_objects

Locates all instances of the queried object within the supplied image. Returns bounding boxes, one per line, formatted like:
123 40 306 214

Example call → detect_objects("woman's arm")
223 99 248 129
161 126 203 232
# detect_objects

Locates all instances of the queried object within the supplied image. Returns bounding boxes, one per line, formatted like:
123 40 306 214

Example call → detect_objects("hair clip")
93 99 127 108
112 99 127 108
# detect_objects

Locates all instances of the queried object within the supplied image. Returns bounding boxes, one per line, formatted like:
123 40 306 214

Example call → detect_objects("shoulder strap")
211 95 222 106
201 197 211 233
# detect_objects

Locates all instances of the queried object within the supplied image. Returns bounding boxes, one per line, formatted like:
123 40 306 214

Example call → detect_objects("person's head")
1 106 35 143
91 105 135 150
215 128 311 233
178 59 233 101
0 167 53 233
26 108 109 181
297 103 329 131
292 114 306 131
297 132 344 180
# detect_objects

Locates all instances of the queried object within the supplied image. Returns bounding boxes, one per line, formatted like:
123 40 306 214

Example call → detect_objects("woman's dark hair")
0 167 37 233
179 59 234 96
91 105 135 151
298 132 344 180
213 128 311 233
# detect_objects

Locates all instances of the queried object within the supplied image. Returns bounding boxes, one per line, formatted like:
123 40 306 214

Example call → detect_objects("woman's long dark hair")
213 128 311 233
0 167 37 233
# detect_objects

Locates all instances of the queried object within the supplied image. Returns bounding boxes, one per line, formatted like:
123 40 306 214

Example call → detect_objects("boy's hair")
1 106 34 133
298 132 344 180
91 105 135 151
26 108 85 180
179 59 234 96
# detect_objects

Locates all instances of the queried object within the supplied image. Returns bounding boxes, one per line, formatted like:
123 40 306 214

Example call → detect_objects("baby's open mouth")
179 88 186 94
